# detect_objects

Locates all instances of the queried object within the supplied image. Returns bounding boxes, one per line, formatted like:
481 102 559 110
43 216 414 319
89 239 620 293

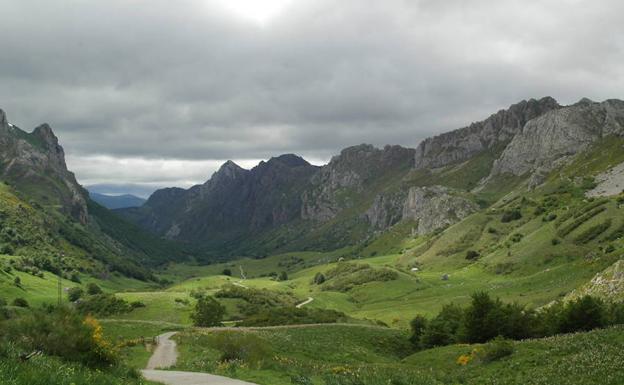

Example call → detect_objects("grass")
173 323 624 385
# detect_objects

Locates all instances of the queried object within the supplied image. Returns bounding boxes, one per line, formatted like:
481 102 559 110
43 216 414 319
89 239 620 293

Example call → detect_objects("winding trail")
295 297 314 308
141 332 257 385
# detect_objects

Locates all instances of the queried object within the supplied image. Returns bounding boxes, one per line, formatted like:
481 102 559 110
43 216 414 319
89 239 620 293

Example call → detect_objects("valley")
1 98 624 385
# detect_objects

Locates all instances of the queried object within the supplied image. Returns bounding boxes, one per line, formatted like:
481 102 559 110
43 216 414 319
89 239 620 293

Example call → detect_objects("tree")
191 296 225 327
421 304 463 348
313 272 326 285
558 295 607 333
86 283 103 295
67 287 84 302
409 315 428 348
278 271 288 281
463 291 506 343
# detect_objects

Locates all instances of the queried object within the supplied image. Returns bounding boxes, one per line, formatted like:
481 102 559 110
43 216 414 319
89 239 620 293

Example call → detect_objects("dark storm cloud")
1 0 623 193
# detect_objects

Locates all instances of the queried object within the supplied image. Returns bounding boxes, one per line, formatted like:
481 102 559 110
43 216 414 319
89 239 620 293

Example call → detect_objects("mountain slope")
118 97 624 260
89 192 146 209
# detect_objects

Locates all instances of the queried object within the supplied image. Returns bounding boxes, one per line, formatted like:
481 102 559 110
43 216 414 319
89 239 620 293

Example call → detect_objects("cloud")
1 0 623 194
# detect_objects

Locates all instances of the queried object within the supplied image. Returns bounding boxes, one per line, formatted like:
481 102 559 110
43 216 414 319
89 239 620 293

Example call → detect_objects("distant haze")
1 0 623 196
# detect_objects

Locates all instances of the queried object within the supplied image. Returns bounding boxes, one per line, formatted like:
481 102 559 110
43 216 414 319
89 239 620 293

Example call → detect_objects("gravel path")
142 370 258 385
146 332 179 370
142 331 259 385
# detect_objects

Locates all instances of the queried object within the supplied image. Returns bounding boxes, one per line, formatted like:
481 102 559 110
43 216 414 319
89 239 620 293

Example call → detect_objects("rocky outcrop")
414 97 560 170
0 109 88 223
301 144 414 222
490 99 624 187
564 260 624 302
586 160 624 197
365 190 407 230
401 186 477 234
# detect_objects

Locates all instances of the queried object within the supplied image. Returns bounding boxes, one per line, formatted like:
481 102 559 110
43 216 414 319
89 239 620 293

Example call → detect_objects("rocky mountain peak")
213 160 248 181
268 154 310 168
32 123 59 146
414 97 560 170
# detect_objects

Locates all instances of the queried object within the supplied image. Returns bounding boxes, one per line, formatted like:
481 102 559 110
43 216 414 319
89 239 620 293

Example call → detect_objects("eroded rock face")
414 97 560 170
401 186 477 235
301 144 414 222
0 109 88 223
490 99 624 187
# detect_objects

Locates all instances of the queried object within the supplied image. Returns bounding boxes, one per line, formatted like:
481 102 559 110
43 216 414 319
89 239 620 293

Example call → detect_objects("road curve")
142 332 259 385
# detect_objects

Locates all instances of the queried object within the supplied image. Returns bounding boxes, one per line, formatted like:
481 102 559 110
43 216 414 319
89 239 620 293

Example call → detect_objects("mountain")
0 109 88 223
119 97 624 256
0 108 189 281
118 154 319 251
89 192 146 209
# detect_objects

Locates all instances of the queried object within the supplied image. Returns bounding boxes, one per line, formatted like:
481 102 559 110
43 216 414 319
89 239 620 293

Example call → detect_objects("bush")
558 295 607 333
239 307 347 327
551 238 561 245
409 315 428 348
313 272 326 284
210 331 272 368
86 283 103 295
574 219 612 244
191 296 225 327
222 268 232 276
67 287 84 302
1 307 117 367
278 271 288 281
75 294 132 316
465 250 480 260
13 276 21 287
420 304 463 348
12 298 29 308
501 209 522 223
480 336 514 362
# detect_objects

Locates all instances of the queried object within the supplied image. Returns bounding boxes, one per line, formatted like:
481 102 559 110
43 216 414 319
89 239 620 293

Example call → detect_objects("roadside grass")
173 324 624 385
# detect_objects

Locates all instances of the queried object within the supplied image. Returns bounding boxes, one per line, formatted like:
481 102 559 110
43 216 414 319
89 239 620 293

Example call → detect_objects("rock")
0 109 89 223
490 99 624 185
414 97 560 170
586 160 624 197
302 144 414 222
401 186 477 235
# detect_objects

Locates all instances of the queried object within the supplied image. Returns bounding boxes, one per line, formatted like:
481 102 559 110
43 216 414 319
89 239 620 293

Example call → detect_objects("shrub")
130 301 145 309
12 298 29 308
191 296 225 327
480 336 514 363
13 276 21 287
278 271 288 281
1 307 117 367
501 209 522 223
75 294 132 316
313 272 326 284
67 287 84 302
210 331 272 368
551 238 561 245
222 268 232 276
0 297 6 306
558 295 607 333
543 213 557 222
465 250 480 260
574 219 612 244
421 304 463 348
409 315 428 348
239 307 347 327
86 283 103 295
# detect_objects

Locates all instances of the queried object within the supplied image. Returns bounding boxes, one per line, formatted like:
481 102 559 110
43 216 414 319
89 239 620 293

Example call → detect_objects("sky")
1 0 623 197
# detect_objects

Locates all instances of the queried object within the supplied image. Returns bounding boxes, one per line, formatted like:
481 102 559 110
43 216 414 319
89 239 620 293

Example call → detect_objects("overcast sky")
1 0 623 197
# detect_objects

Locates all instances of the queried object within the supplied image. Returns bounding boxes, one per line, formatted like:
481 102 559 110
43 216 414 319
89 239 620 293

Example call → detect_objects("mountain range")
117 97 624 256
89 192 146 210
